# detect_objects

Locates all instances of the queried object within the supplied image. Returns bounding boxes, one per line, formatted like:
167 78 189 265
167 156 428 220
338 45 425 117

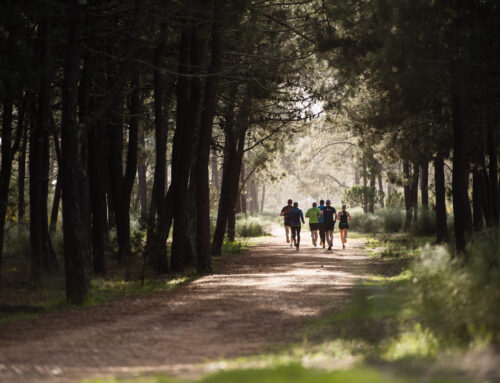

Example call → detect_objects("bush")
236 216 271 237
378 208 405 233
413 228 500 344
350 213 383 233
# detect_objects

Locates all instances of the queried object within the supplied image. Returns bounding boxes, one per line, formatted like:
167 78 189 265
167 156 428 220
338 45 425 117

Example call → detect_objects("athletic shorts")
324 222 335 231
339 222 349 230
284 220 291 227
309 223 319 231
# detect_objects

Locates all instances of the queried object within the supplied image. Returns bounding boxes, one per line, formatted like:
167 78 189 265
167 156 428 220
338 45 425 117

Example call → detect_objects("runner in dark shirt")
280 199 293 245
320 200 337 251
288 202 305 251
338 204 351 249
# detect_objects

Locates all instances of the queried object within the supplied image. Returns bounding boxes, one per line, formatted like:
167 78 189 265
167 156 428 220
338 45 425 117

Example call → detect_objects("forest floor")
0 229 495 383
0 229 398 383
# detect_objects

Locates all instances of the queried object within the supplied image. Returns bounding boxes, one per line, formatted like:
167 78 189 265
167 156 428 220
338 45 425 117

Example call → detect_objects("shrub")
350 213 383 233
377 208 405 233
413 228 500 344
236 216 271 237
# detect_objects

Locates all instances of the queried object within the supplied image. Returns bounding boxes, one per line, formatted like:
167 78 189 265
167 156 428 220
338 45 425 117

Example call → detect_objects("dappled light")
1 0 499 382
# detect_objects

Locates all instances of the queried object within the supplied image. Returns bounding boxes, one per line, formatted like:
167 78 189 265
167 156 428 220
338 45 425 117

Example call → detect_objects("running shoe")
328 246 332 251
343 244 346 249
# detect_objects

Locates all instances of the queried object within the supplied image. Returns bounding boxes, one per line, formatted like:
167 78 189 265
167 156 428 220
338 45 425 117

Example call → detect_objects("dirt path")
0 232 385 383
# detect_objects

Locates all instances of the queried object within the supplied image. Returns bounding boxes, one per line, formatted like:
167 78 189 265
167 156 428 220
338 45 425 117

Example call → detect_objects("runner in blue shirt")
288 202 305 251
317 199 326 248
320 200 337 251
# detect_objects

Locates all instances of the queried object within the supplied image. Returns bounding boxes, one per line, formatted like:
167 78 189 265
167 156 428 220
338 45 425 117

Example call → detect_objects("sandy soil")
0 232 386 383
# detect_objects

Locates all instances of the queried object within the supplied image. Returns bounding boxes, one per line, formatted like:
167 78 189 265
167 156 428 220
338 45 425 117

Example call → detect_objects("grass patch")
84 363 468 383
365 233 434 258
235 215 272 237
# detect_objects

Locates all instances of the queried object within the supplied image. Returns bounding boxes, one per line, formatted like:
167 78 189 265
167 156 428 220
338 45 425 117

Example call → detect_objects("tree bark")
196 1 223 272
377 174 384 208
421 161 430 232
434 153 449 243
260 184 266 212
137 127 148 220
211 148 220 194
146 25 170 274
30 16 57 280
60 0 89 304
212 88 251 252
171 18 205 272
410 162 419 228
368 171 376 213
17 101 27 224
403 161 412 231
472 168 483 231
450 67 469 253
487 112 498 225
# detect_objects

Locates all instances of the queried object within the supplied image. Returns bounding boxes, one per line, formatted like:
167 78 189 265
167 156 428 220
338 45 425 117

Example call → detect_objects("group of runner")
280 199 351 251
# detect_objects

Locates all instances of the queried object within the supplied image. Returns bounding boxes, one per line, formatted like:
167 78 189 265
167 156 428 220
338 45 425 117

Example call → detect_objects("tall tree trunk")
211 148 220 194
171 19 205 272
450 68 469 253
17 101 27 224
137 127 148 220
472 168 483 231
421 161 430 232
249 179 259 212
377 174 384 208
78 55 92 268
146 25 170 274
354 164 360 186
487 112 498 225
0 96 14 286
119 68 140 276
362 155 368 213
434 153 448 243
260 184 266 212
403 161 413 231
224 93 251 243
237 161 247 214
49 122 62 232
196 1 223 272
31 16 57 281
60 0 88 304
211 86 251 255
368 171 376 213
410 163 419 228
108 95 126 263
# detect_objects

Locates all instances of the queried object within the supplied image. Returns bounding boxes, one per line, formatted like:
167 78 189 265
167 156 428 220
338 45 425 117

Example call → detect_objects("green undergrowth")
84 363 464 383
365 233 434 258
235 213 273 237
0 274 192 325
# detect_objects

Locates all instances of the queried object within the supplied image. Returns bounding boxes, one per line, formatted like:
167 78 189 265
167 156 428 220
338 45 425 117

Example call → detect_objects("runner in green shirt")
305 202 321 247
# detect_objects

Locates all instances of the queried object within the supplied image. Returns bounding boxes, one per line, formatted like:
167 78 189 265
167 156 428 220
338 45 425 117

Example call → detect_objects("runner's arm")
300 211 305 224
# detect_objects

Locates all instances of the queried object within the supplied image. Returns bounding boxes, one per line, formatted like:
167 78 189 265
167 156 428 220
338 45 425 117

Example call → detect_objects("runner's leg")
319 223 325 247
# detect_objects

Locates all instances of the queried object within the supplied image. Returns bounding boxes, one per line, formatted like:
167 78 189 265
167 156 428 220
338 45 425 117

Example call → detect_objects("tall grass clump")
412 228 500 344
350 213 383 233
377 208 405 233
235 216 271 237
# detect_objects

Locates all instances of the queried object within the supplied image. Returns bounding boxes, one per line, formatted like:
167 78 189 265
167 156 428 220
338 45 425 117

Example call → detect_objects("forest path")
0 230 387 383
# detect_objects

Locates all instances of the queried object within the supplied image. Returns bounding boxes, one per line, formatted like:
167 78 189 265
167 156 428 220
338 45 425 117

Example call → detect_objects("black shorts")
324 222 335 231
339 222 349 230
309 223 319 231
284 220 291 227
